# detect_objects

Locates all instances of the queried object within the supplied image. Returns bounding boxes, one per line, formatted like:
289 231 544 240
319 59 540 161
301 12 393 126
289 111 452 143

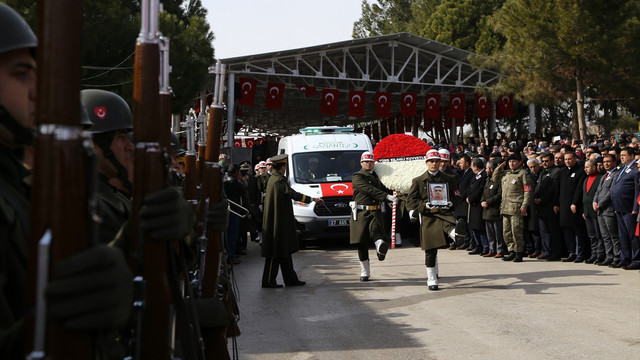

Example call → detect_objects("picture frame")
429 182 449 206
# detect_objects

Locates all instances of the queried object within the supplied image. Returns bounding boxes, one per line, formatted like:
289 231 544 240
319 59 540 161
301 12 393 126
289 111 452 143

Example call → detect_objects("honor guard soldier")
261 154 324 288
349 151 397 282
500 153 533 262
407 149 457 290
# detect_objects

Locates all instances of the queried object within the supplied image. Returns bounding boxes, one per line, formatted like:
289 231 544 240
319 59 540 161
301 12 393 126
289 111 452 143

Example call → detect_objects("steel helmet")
438 148 450 161
0 3 37 56
426 149 441 161
170 132 185 155
81 89 133 134
360 151 375 162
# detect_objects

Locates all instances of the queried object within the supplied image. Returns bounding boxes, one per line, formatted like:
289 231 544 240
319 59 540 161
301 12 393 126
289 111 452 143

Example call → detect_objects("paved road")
228 239 640 360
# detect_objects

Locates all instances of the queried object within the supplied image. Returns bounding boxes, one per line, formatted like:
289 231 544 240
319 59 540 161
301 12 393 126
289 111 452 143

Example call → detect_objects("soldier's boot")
426 267 439 291
359 260 370 282
448 229 456 242
513 252 524 262
435 258 439 279
502 251 516 261
375 239 388 261
394 233 402 247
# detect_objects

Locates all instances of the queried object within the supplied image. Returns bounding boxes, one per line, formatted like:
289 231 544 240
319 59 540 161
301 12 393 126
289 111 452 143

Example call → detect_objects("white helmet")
426 149 441 161
438 148 451 161
360 151 375 162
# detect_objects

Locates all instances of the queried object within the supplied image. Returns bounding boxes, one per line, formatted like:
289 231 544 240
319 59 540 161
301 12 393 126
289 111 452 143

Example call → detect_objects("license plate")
328 219 350 226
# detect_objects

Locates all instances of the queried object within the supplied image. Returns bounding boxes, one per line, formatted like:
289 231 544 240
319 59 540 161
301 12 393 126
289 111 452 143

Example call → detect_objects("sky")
202 0 364 59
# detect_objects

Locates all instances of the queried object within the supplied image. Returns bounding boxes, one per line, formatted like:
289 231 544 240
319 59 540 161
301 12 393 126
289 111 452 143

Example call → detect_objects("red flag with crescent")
233 139 242 147
348 90 366 117
265 82 285 109
400 92 417 117
245 138 255 147
238 78 257 106
297 84 316 97
497 94 514 117
320 88 339 115
375 92 391 118
424 94 441 119
449 93 465 119
475 93 491 118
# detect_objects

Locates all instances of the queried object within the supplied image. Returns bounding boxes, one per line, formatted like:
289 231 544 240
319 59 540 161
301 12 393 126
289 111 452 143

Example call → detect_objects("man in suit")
534 153 563 260
610 147 640 269
559 152 588 262
466 157 488 255
593 154 621 266
454 153 473 249
581 159 603 264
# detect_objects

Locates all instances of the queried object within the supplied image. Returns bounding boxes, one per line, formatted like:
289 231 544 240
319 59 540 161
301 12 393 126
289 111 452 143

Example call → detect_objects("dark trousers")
470 228 489 252
226 214 240 260
584 216 604 259
485 219 505 254
597 213 620 262
262 256 300 286
539 216 562 258
425 248 438 267
562 224 587 258
455 217 470 246
616 212 640 266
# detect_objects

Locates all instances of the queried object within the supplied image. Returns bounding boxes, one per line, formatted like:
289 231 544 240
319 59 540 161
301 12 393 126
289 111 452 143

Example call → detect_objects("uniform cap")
240 161 251 171
265 158 273 165
426 149 441 161
271 154 288 164
258 161 267 168
438 148 450 161
360 151 375 162
254 164 260 171
170 132 185 155
507 153 522 162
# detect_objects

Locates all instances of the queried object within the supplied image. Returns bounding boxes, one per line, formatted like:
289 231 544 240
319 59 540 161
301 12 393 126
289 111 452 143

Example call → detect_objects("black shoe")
562 254 577 262
546 256 562 261
623 264 640 270
468 248 482 255
448 244 457 250
376 241 389 261
428 285 439 291
584 256 597 264
285 280 306 287
597 259 613 266
609 262 622 268
261 283 283 288
513 253 523 262
360 276 369 282
502 252 516 261
574 256 585 263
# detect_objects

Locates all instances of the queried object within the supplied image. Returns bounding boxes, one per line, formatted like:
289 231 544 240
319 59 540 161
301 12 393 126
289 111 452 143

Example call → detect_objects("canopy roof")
220 32 500 136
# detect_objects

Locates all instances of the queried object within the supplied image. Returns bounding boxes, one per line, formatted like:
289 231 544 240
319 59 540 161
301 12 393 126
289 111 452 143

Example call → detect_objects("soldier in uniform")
169 132 185 189
500 153 533 262
261 154 324 288
406 149 457 290
350 151 397 282
0 5 133 357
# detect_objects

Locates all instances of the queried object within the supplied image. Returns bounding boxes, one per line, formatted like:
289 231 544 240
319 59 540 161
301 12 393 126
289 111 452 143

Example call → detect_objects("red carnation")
373 134 432 160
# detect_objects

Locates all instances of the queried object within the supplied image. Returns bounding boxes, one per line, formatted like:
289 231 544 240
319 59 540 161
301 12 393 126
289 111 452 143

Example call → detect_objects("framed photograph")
429 182 449 206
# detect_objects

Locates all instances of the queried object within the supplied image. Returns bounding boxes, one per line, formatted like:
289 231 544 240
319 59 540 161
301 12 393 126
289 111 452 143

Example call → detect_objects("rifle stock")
28 0 95 358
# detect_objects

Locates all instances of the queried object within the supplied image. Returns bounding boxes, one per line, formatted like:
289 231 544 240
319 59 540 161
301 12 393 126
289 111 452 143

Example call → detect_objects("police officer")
0 5 131 357
407 149 457 290
350 151 397 282
500 153 533 262
261 154 324 287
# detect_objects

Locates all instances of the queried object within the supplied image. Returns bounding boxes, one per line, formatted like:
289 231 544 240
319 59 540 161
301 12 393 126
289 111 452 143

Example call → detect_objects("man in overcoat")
261 154 324 288
406 150 457 290
349 151 397 281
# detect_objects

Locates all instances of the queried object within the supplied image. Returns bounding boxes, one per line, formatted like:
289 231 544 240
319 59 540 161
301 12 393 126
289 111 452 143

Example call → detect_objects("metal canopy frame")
220 32 501 136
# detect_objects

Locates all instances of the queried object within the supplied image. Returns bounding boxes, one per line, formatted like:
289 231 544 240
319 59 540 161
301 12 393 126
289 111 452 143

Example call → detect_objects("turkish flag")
497 94 514 117
233 139 242 147
265 82 285 109
320 88 339 115
424 94 441 119
245 138 255 147
375 92 391 118
348 90 366 117
475 93 491 118
464 102 474 125
401 93 417 117
434 118 443 131
297 84 316 97
238 78 257 106
320 183 353 196
449 93 465 119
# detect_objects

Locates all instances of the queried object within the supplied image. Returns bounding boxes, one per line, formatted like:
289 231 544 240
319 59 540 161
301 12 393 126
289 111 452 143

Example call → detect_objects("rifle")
129 0 175 359
181 110 198 206
27 0 96 358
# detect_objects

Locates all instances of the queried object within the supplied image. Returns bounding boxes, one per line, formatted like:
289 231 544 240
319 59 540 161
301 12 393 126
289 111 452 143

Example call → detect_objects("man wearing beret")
500 153 533 262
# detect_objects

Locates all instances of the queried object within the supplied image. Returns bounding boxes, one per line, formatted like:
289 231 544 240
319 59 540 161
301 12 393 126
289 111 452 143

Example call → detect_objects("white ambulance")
276 126 373 239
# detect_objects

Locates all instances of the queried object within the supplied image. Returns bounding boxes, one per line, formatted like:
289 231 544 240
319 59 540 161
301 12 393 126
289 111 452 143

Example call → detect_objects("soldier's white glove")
425 202 433 210
409 210 419 223
386 194 399 204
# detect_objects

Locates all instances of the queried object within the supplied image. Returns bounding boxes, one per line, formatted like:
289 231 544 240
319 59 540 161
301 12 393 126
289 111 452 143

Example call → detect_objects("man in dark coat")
534 153 562 260
481 160 504 257
467 157 488 255
581 159 604 264
592 154 621 266
525 157 542 258
610 147 640 269
454 153 473 249
261 154 324 288
407 149 457 290
559 152 588 262
350 151 396 282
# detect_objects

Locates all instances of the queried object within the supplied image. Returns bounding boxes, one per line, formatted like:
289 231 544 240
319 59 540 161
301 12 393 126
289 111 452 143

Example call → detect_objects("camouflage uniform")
500 168 533 254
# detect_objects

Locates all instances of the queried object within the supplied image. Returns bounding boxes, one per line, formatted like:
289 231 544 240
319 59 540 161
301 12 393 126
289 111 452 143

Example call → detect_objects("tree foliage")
353 0 416 38
3 0 214 114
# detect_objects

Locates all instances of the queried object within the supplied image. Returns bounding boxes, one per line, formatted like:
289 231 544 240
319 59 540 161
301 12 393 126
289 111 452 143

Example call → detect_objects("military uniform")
500 167 533 258
261 164 311 287
481 171 504 255
349 168 391 245
96 173 131 245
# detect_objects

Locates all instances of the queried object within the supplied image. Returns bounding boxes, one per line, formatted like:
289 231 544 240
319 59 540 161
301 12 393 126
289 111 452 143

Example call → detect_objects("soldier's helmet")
360 151 375 162
0 3 37 56
438 148 451 161
426 149 441 161
81 89 133 134
169 132 185 155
